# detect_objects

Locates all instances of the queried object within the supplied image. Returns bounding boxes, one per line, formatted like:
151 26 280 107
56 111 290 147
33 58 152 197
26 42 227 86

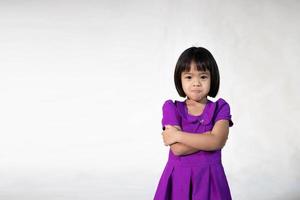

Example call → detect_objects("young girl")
154 47 234 200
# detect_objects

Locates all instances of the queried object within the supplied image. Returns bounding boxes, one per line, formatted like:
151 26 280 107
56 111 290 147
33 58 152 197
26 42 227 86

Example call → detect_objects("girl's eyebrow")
183 72 209 75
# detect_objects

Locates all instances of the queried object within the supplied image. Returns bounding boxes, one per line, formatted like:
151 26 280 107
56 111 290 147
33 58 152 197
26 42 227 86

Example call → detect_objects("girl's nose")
193 80 201 86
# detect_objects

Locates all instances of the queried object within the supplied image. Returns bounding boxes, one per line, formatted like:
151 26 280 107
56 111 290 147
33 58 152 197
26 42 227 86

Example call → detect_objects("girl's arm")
176 120 230 151
170 141 204 156
169 125 211 156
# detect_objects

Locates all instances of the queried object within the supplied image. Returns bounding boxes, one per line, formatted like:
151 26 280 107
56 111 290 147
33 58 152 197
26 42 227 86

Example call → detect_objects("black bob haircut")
174 46 220 98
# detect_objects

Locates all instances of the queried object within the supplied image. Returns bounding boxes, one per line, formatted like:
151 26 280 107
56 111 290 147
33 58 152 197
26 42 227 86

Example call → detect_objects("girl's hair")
174 46 220 98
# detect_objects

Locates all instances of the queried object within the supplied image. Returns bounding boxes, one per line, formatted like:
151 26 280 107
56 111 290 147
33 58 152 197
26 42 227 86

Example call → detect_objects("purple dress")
154 98 234 200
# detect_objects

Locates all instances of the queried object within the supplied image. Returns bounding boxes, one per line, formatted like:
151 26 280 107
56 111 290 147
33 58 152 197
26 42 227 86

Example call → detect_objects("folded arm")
176 120 230 151
168 125 211 156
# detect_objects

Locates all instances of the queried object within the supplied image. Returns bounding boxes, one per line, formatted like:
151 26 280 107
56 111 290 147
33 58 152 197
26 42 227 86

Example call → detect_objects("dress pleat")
171 166 192 200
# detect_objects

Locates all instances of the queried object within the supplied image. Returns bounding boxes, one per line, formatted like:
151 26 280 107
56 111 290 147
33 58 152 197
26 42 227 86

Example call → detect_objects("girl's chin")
188 96 203 101
189 94 209 100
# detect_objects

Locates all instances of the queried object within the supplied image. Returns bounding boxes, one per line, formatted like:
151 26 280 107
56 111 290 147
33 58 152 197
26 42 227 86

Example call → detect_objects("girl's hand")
161 125 181 146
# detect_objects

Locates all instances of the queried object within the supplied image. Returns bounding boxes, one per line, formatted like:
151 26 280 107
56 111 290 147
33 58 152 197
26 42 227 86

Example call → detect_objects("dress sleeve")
214 98 234 127
161 99 181 130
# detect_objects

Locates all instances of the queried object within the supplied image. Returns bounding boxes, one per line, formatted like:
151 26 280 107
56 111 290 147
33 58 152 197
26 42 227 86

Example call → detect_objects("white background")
0 0 299 199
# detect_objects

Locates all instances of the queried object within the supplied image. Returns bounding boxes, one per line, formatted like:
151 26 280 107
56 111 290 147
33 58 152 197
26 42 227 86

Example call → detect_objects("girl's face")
181 62 211 101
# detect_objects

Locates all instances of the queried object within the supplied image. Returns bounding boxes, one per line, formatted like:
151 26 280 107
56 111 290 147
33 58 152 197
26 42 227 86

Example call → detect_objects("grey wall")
0 0 299 199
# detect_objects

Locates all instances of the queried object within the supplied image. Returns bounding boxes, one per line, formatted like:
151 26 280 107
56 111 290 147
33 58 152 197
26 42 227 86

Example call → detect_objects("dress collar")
175 99 216 125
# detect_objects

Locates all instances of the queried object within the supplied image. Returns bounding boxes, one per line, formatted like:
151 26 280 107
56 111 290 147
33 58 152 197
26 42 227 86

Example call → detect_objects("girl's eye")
185 76 208 79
